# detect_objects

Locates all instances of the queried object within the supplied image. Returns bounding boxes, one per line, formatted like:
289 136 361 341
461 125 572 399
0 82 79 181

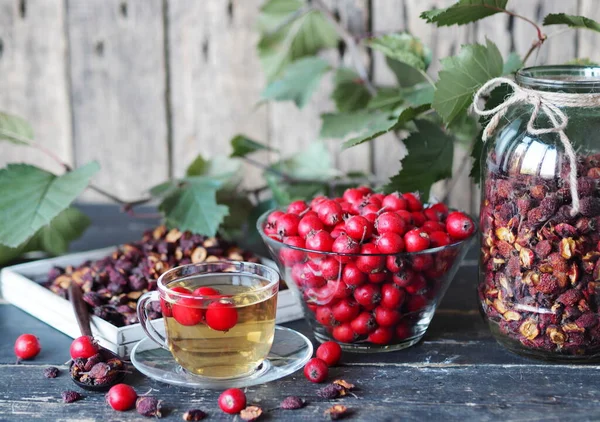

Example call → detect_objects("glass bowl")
257 209 476 352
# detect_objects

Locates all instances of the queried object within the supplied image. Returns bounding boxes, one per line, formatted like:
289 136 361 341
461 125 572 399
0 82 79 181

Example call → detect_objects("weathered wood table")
1 205 598 421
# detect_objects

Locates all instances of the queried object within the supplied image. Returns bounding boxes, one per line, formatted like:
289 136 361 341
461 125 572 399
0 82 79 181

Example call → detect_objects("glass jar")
479 66 600 361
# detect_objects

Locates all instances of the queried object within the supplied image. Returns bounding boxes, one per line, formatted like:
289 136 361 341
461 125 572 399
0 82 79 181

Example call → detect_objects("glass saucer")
130 326 313 389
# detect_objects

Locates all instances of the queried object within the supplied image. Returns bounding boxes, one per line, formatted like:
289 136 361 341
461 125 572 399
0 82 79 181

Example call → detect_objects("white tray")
0 247 304 357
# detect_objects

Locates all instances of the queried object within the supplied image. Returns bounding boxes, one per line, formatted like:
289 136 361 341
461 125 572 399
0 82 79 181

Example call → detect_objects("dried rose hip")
136 396 163 417
44 366 60 379
280 396 305 410
240 406 262 421
183 409 207 421
62 390 83 403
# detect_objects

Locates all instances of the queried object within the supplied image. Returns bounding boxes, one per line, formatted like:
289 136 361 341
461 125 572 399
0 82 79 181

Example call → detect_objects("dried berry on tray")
479 152 600 357
44 226 260 326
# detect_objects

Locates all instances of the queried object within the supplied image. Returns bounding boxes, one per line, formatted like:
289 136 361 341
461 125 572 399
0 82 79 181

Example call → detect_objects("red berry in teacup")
304 357 329 383
404 229 431 253
205 300 238 332
316 341 343 366
70 335 98 360
106 384 138 411
192 286 221 296
172 287 204 326
446 211 475 240
14 334 41 361
218 388 247 414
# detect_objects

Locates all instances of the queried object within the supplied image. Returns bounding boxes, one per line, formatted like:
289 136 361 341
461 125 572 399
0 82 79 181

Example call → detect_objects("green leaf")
421 0 508 27
257 0 339 82
469 133 484 182
332 68 372 112
217 192 254 241
149 180 178 198
0 112 34 145
402 83 435 107
261 57 330 108
383 119 454 200
449 113 480 146
502 52 522 74
186 155 243 189
0 162 99 247
386 59 429 87
230 135 275 158
265 173 292 205
366 33 431 71
543 14 600 32
566 57 599 66
0 244 24 266
433 39 503 124
25 207 91 256
271 141 341 181
320 110 383 139
159 178 229 237
367 87 404 111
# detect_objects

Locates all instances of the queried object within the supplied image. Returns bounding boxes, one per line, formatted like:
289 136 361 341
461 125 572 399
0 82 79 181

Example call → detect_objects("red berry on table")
287 200 308 215
355 243 385 273
218 388 247 414
70 335 98 360
350 311 378 335
205 301 238 331
106 384 138 411
382 193 408 211
404 229 431 252
381 284 405 309
375 212 407 235
14 334 41 360
332 298 360 323
376 232 405 254
305 230 334 253
368 326 394 345
429 231 452 248
304 358 329 383
317 200 343 226
316 341 343 366
276 213 301 237
298 214 324 238
446 211 475 240
345 215 373 242
403 192 423 211
332 323 357 343
374 306 401 327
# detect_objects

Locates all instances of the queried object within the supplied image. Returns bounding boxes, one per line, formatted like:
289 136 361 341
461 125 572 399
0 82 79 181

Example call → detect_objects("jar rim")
516 65 600 92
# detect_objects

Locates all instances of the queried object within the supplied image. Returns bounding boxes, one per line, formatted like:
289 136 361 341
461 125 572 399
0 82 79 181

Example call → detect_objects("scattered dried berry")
136 396 163 417
280 396 305 410
182 409 206 421
43 366 60 379
240 406 262 421
62 390 83 403
324 404 349 420
317 384 344 399
333 380 355 391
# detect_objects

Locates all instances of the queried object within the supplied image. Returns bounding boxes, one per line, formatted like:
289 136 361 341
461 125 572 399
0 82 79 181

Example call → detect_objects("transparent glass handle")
137 291 168 350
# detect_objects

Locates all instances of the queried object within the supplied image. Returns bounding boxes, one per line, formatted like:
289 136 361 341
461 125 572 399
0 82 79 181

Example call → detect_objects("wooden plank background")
1 0 600 211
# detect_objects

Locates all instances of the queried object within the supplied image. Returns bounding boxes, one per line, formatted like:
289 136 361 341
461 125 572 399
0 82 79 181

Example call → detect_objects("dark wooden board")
0 205 597 421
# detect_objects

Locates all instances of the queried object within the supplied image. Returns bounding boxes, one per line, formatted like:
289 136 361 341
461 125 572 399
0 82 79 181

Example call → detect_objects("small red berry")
192 286 221 296
342 262 367 287
392 269 416 288
311 196 328 210
345 215 373 242
424 207 443 222
421 220 446 234
395 320 412 340
287 200 308 215
405 273 427 295
276 213 301 237
382 193 408 211
396 210 414 225
356 186 372 195
343 188 366 204
374 306 401 327
332 323 357 343
411 212 427 227
381 284 405 309
375 212 407 235
368 272 388 283
403 192 423 211
161 286 190 318
305 230 334 253
411 254 433 271
218 388 247 414
353 283 381 310
70 335 99 360
304 358 329 383
406 294 428 313
267 210 285 225
172 287 204 326
429 202 449 218
332 298 360 323
316 341 343 366
386 255 406 273
376 232 405 254
359 203 380 217
317 200 343 226
332 234 360 263
446 211 475 240
404 229 431 252
14 334 41 360
320 257 342 280
350 311 378 335
205 301 238 331
106 384 138 411
355 243 385 273
315 305 336 326
298 214 324 238
280 236 306 265
368 326 394 345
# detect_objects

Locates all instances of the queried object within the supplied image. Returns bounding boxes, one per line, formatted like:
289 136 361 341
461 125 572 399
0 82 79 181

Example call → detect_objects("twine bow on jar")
472 77 600 215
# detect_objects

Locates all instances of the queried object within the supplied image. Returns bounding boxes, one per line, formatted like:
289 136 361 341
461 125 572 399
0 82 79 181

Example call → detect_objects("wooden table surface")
1 205 598 421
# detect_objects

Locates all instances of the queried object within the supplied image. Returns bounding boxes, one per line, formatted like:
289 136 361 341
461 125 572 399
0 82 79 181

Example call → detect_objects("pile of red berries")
263 187 475 346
